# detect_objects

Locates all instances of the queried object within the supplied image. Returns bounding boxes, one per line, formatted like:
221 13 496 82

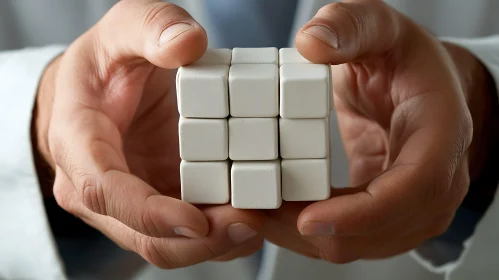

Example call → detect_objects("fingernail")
159 23 195 46
173 226 203 238
227 223 257 244
300 221 335 236
303 25 338 49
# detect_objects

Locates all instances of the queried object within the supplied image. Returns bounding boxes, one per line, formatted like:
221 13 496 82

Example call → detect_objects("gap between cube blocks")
178 47 333 209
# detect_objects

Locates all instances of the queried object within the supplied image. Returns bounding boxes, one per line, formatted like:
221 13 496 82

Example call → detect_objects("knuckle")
323 2 363 34
135 235 180 269
142 2 176 27
139 203 161 237
140 2 189 36
79 175 106 215
200 242 219 260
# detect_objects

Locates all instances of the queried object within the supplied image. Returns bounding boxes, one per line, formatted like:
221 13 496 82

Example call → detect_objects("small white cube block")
178 65 229 118
281 159 331 201
181 161 230 204
279 118 329 159
192 48 232 65
231 47 278 64
179 118 228 161
279 48 311 65
229 64 278 117
231 160 281 209
229 118 278 160
280 64 329 118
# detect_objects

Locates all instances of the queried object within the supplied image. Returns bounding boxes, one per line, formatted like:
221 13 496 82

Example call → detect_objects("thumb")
95 0 208 68
295 0 404 64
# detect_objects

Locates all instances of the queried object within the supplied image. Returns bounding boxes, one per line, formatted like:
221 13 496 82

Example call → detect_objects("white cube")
179 118 228 161
231 47 278 64
279 48 311 65
229 64 278 117
280 64 329 118
231 160 281 209
229 118 278 160
281 159 331 201
177 65 229 118
181 161 230 204
191 48 232 65
279 118 329 159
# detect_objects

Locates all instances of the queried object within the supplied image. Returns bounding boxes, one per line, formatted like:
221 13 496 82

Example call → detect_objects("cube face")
179 118 228 161
281 159 331 201
178 65 229 118
229 118 278 160
279 48 311 65
192 48 232 65
229 64 278 117
177 48 333 208
279 118 328 159
231 160 281 209
280 64 329 118
231 47 279 64
181 161 230 204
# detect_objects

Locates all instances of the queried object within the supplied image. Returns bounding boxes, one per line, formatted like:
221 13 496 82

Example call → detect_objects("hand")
262 0 494 262
34 0 264 268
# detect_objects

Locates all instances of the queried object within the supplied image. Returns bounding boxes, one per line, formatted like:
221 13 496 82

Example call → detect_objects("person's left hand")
262 0 493 262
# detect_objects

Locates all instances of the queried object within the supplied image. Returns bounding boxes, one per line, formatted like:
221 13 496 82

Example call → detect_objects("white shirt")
1 1 499 279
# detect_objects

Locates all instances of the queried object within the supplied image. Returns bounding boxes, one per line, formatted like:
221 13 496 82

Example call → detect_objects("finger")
210 237 264 262
50 113 209 239
299 145 470 240
141 206 265 268
299 124 467 237
262 202 322 259
298 162 466 263
295 0 403 64
54 181 265 268
95 0 208 68
296 2 472 237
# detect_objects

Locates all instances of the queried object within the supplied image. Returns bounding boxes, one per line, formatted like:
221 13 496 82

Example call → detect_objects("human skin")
259 0 498 262
34 0 498 267
34 0 265 268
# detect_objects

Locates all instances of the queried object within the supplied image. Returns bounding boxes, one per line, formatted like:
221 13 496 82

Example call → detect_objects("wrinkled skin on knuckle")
139 204 162 237
79 175 106 215
135 235 180 269
139 2 183 33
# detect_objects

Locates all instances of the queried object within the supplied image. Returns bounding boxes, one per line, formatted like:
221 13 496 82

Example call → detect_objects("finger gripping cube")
177 48 332 209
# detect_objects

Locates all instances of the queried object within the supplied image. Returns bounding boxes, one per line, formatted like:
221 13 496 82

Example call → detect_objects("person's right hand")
34 0 264 268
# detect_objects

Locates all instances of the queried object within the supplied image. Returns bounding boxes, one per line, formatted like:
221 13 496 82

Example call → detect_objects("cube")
279 118 329 159
281 159 331 201
231 47 278 64
179 118 228 161
229 64 278 117
191 48 232 66
229 118 278 160
231 160 281 209
280 64 329 118
181 161 230 204
278 48 311 65
177 65 229 118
